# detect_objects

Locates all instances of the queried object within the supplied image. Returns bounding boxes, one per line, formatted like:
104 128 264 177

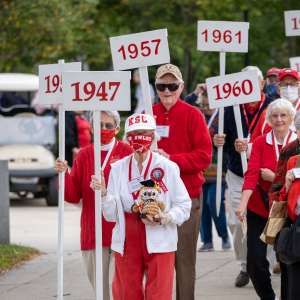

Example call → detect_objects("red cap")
278 68 300 81
266 67 281 77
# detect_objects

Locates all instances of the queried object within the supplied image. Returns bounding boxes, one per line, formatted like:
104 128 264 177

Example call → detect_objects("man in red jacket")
153 63 212 300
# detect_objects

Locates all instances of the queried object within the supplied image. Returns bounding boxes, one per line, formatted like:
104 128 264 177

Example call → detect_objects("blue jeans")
200 182 228 243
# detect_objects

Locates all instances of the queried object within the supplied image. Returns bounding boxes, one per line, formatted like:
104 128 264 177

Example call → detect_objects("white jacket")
102 151 191 255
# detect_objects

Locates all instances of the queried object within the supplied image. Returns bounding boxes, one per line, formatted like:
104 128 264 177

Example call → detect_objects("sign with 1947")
110 29 170 70
206 70 260 109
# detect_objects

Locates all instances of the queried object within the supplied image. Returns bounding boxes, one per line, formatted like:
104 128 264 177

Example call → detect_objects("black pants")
247 210 275 300
281 261 300 300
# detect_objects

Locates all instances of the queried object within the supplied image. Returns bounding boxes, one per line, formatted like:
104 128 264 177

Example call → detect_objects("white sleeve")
167 164 191 226
102 166 118 222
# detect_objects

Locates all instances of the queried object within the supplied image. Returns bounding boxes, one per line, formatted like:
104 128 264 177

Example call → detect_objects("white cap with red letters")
125 113 156 134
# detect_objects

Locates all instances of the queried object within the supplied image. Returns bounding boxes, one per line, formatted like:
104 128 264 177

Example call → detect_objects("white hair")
242 65 264 81
266 98 296 124
88 111 121 127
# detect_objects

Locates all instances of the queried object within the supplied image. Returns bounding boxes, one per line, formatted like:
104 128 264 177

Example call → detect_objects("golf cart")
0 73 58 206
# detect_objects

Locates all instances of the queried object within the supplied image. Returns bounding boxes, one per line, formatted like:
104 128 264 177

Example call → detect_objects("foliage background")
0 0 299 92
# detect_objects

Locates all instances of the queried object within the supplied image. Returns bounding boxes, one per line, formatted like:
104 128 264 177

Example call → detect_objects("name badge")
128 176 143 193
156 125 170 138
293 168 300 179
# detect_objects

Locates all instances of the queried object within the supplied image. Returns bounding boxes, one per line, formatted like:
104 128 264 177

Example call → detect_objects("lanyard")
102 140 118 171
242 101 264 134
295 99 300 111
207 110 218 129
272 130 292 161
128 152 153 200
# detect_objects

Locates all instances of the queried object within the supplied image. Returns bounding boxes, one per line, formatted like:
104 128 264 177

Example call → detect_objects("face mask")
280 86 299 102
265 83 278 99
101 129 115 144
127 133 153 153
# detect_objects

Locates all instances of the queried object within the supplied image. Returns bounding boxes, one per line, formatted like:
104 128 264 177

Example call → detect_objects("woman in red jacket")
236 98 296 300
55 111 132 300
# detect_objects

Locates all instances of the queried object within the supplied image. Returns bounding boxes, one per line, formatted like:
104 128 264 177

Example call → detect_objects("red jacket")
153 99 212 198
279 155 300 222
64 141 132 250
243 134 281 218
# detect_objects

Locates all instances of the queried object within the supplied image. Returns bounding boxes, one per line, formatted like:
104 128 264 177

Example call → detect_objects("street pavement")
0 197 280 300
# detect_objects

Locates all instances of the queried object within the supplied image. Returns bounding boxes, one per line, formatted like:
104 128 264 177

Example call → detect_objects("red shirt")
243 134 282 218
153 99 212 198
64 141 132 250
75 115 92 148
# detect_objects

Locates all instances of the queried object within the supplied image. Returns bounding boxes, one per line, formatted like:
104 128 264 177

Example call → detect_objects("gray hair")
266 98 296 124
88 111 121 127
241 66 264 81
295 111 300 130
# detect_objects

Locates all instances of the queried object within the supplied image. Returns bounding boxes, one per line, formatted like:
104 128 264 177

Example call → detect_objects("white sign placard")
62 71 131 111
38 62 81 105
284 10 300 36
197 21 249 53
206 70 260 109
110 29 170 70
290 57 300 72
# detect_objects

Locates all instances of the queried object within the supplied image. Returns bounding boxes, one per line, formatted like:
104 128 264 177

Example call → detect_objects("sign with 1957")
38 62 81 105
284 10 300 36
197 21 249 53
206 70 260 109
62 71 131 111
110 29 170 70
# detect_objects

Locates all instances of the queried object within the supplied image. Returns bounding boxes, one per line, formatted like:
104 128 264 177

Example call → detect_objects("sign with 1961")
284 10 300 36
206 70 260 109
110 29 170 70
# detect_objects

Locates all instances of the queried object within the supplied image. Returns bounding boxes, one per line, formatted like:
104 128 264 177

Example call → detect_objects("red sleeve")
64 153 82 204
169 109 212 174
243 137 263 190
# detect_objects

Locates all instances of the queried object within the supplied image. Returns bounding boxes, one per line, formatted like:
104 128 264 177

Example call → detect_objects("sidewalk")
0 200 280 300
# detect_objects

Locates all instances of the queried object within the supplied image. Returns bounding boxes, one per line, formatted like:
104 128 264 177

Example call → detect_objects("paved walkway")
0 199 280 300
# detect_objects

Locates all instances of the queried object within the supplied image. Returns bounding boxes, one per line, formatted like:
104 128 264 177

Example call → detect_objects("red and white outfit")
102 151 191 300
64 138 132 298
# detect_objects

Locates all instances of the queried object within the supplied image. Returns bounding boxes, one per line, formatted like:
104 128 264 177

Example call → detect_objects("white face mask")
280 86 299 102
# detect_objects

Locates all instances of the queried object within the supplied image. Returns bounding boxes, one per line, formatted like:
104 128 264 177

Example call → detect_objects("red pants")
112 213 175 300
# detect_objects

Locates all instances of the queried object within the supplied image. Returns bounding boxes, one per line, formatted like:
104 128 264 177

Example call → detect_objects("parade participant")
278 68 300 110
91 113 191 300
152 64 212 300
197 86 230 252
214 65 270 287
265 67 281 103
236 99 296 300
55 111 132 300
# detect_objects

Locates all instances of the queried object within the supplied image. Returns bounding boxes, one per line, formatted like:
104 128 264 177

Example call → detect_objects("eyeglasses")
101 122 115 130
155 83 180 92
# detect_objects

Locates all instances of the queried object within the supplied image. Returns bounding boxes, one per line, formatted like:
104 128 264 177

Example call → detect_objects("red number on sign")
71 82 82 101
201 29 208 42
212 29 222 43
213 80 253 101
235 31 241 43
151 39 161 55
118 45 126 60
223 30 233 43
128 43 138 59
109 82 120 100
96 82 108 101
45 74 60 93
141 41 151 57
292 17 300 30
84 82 96 101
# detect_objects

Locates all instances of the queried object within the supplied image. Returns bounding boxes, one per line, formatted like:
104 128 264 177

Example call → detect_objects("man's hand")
55 159 68 173
234 138 248 153
260 168 275 182
193 83 206 96
213 134 226 147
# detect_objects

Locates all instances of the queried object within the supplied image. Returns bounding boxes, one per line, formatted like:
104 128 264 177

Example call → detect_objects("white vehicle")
0 73 58 206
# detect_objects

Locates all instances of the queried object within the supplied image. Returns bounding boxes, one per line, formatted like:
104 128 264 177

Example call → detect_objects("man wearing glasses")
153 64 212 300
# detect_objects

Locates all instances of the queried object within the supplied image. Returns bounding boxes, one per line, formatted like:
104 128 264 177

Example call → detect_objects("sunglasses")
101 122 115 130
155 83 180 92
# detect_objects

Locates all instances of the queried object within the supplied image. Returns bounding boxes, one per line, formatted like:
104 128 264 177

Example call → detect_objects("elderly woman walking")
236 99 297 300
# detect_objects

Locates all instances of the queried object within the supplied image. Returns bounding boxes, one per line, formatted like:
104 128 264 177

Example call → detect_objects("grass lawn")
0 244 40 275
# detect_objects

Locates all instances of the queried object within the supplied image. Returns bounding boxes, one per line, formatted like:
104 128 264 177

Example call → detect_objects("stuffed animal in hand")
131 179 165 222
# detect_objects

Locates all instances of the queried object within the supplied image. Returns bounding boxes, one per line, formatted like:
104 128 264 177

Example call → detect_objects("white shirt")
102 151 191 255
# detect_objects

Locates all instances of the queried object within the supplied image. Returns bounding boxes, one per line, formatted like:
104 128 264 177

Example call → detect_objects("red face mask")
101 129 115 144
127 133 153 153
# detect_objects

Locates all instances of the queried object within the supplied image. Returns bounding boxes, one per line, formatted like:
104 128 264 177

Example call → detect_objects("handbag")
260 200 287 245
274 214 300 265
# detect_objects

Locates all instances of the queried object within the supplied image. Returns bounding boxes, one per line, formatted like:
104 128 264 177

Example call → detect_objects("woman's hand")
234 138 248 153
236 201 247 222
285 170 295 191
90 172 107 197
54 159 68 173
213 134 226 147
260 168 275 182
